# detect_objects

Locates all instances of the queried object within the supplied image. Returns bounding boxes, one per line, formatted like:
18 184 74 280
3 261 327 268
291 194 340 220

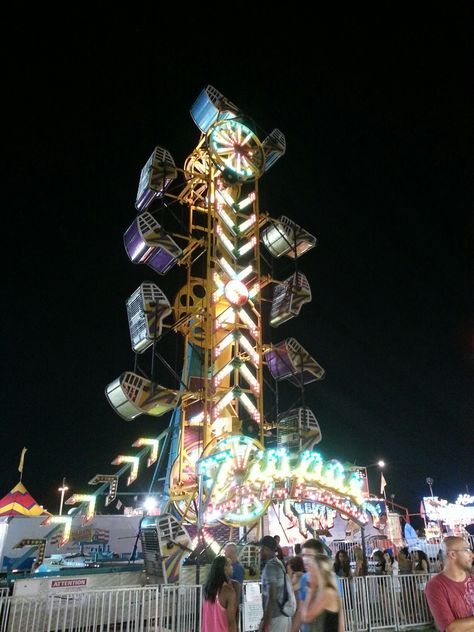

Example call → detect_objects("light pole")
367 460 386 497
426 477 434 499
390 493 396 511
378 461 387 501
349 459 385 576
58 478 69 516
426 477 443 535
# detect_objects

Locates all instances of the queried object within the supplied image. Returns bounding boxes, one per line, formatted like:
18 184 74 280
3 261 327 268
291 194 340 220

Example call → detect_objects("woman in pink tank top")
202 555 237 632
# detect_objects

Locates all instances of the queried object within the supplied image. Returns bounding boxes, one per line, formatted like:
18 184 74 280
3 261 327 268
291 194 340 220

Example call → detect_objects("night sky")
2 13 472 526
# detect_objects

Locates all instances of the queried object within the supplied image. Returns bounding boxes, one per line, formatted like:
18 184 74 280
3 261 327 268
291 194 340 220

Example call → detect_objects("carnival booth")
0 482 51 571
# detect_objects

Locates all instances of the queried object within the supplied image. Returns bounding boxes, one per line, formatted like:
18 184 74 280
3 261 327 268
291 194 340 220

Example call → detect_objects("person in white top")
383 549 406 623
383 550 399 577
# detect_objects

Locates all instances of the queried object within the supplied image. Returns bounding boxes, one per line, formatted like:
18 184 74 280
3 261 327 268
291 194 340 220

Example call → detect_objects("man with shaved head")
225 543 244 589
425 536 474 631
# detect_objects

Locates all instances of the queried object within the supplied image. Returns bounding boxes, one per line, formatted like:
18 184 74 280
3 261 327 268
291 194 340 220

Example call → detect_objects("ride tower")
165 87 280 528
105 85 367 534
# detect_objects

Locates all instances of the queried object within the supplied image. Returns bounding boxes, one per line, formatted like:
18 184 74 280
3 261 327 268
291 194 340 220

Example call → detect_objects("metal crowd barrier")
0 583 202 632
0 574 437 632
340 574 433 631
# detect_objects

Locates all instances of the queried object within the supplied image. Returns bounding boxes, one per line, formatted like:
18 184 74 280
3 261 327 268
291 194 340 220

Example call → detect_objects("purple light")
265 345 293 381
124 222 148 262
123 212 182 275
264 338 325 386
146 246 177 275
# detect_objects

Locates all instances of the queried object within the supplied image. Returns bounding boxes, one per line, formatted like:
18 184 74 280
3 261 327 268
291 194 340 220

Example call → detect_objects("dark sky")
2 12 473 524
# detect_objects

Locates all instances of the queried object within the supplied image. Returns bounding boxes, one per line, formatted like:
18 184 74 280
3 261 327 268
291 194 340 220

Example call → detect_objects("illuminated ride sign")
423 495 474 527
194 435 367 527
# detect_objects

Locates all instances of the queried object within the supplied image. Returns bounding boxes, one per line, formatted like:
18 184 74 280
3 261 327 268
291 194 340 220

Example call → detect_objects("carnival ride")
15 86 372 581
107 84 367 526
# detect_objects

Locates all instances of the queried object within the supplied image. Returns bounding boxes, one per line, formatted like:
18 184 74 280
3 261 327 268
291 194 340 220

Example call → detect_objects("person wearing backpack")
259 535 296 632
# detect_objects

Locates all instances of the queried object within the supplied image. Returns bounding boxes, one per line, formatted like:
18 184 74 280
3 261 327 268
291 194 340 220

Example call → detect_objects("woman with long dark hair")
372 550 385 575
412 549 430 594
334 548 353 609
382 550 399 576
202 555 237 632
412 550 430 573
334 550 352 579
287 555 306 604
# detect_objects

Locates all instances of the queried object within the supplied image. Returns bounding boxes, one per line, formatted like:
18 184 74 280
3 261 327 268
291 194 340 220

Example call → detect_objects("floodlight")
143 496 158 512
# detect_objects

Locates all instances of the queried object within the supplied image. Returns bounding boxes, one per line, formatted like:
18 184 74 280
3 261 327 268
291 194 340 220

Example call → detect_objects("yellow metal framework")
164 119 269 525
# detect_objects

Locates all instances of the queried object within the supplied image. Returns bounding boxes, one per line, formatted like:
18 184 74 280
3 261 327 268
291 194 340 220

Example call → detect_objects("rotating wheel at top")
207 118 265 183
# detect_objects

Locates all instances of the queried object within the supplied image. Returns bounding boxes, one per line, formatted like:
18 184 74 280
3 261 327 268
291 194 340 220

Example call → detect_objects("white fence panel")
0 574 438 632
0 596 47 632
339 574 433 631
0 584 202 632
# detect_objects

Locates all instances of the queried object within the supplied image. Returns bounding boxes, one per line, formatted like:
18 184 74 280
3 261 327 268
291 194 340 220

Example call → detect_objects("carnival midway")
1 86 473 632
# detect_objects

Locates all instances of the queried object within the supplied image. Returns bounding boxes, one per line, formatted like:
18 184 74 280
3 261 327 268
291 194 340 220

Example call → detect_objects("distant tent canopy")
0 483 50 517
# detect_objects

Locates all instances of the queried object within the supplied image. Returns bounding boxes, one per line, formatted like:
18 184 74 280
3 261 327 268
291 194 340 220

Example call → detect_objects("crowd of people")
202 535 345 632
201 534 473 632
